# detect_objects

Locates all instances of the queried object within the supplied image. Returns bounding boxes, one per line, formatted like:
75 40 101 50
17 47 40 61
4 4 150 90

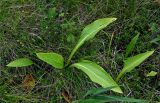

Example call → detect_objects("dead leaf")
22 74 35 91
155 0 160 4
61 89 72 103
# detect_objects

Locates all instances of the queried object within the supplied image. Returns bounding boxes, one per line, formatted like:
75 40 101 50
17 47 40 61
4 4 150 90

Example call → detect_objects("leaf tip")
150 50 155 54
147 50 155 56
112 18 117 21
147 71 157 77
112 87 123 94
6 64 11 67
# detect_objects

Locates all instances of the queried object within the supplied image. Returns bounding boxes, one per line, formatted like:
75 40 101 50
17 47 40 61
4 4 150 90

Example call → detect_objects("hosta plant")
7 18 154 95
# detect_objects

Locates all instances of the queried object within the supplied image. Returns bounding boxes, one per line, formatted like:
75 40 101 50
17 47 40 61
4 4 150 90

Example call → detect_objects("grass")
0 0 160 102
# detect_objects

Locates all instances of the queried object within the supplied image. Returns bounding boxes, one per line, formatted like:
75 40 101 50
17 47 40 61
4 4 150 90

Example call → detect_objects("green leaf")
73 96 146 103
92 95 146 103
147 71 157 77
67 18 117 64
71 60 122 93
84 86 117 98
36 52 64 69
125 34 139 57
72 99 105 103
116 51 154 81
48 7 56 19
7 58 33 67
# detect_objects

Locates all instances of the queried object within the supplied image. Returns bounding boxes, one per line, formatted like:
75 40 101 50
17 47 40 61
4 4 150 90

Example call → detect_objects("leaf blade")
73 95 146 103
7 58 33 67
125 34 139 57
147 71 157 77
84 86 117 98
36 52 64 69
116 51 154 81
48 7 56 19
71 60 122 93
67 18 117 64
91 95 146 103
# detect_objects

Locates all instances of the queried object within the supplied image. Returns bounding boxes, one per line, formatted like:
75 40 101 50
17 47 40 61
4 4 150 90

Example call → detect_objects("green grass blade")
125 34 139 57
84 86 117 98
67 18 117 65
72 99 105 103
71 60 122 93
6 94 39 102
7 58 33 67
73 95 146 103
91 95 147 103
116 51 154 81
48 7 56 19
36 52 64 69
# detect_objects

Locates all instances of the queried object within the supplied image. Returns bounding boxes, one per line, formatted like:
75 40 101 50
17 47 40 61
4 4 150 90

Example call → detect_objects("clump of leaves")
8 18 122 93
7 18 154 96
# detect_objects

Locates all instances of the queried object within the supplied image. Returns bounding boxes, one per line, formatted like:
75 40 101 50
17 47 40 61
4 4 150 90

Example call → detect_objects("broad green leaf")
36 52 64 69
7 58 33 67
147 71 157 77
71 60 122 93
125 34 139 57
67 18 117 64
73 96 146 103
84 86 117 98
116 51 154 81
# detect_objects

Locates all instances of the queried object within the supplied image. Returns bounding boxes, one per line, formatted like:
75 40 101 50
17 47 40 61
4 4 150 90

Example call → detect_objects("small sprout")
147 71 157 77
